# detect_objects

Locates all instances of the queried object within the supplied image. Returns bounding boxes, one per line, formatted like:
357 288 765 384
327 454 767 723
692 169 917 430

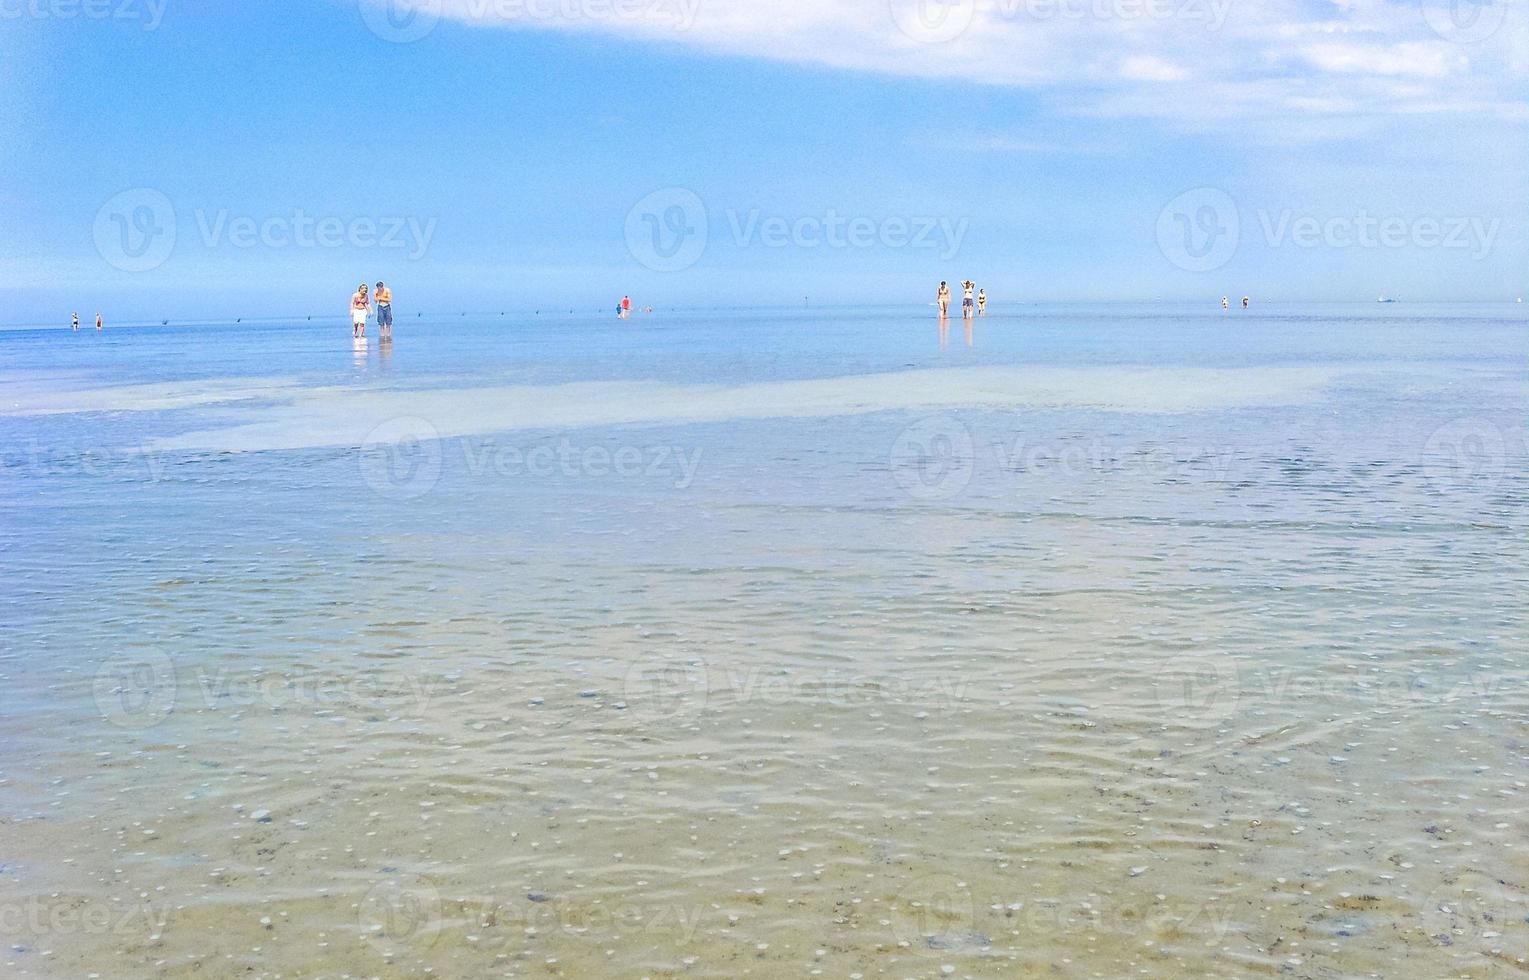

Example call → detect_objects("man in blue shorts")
374 282 394 340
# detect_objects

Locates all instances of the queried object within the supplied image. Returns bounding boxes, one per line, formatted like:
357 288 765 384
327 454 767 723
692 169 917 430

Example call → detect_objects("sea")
1 302 1525 978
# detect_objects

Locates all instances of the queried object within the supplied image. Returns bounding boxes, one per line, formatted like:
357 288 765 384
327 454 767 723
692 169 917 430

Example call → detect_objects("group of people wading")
350 282 394 341
937 280 985 319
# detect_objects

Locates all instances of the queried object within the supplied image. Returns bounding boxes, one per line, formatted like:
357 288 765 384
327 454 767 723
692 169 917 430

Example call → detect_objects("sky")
0 0 1525 322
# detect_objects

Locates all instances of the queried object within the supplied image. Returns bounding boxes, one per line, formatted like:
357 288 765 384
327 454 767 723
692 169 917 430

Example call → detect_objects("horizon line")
5 298 1527 331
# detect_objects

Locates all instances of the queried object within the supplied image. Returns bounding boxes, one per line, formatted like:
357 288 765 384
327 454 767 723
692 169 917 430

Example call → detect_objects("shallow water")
2 304 1527 978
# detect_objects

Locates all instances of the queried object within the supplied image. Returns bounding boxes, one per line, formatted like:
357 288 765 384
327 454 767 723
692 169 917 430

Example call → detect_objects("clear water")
2 304 1526 978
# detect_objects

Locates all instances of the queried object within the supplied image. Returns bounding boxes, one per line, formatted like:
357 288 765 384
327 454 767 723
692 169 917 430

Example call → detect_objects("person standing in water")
977 288 987 317
71 312 79 332
350 284 369 338
374 281 393 341
95 313 103 331
1222 296 1229 310
1242 295 1250 309
961 280 975 319
937 281 950 317
621 295 632 319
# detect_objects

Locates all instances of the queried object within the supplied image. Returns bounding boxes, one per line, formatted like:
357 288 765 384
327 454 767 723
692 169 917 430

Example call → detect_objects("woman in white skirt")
350 284 370 338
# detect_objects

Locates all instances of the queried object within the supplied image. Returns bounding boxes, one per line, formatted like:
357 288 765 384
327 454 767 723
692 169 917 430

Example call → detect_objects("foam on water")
2 376 307 417
14 364 1370 452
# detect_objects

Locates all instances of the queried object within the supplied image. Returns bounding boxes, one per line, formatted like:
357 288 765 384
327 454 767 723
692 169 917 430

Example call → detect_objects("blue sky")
1 0 1525 322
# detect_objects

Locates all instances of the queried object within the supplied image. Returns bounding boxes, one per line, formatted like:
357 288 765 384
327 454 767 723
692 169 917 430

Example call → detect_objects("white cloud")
1299 40 1465 77
934 133 1123 153
359 0 1528 126
1119 54 1192 81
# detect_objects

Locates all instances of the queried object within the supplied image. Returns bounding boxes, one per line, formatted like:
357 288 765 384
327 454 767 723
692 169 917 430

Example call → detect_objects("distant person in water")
961 280 975 319
351 284 369 338
937 281 950 317
71 312 79 332
621 295 632 319
977 288 987 316
1242 295 1250 309
374 281 393 341
1222 296 1229 310
95 313 103 331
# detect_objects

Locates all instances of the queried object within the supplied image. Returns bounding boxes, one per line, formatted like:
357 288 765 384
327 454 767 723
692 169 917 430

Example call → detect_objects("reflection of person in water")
937 313 975 350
